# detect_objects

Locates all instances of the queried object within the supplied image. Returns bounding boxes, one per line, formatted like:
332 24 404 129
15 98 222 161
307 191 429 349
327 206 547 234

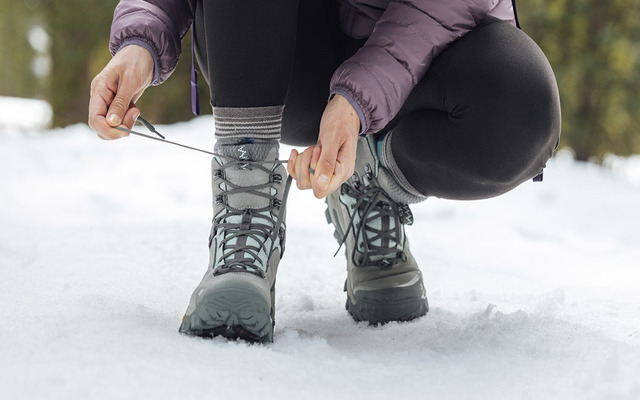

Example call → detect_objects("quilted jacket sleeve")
330 0 503 134
109 0 195 85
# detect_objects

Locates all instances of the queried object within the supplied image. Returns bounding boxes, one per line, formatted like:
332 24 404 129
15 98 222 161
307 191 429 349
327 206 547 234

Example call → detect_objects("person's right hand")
88 45 154 140
287 94 360 198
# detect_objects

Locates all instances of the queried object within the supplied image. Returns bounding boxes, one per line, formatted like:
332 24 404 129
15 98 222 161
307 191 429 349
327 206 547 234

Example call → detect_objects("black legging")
194 0 561 200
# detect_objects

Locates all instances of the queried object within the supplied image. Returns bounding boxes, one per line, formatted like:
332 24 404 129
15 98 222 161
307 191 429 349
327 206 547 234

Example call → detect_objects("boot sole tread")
179 287 274 343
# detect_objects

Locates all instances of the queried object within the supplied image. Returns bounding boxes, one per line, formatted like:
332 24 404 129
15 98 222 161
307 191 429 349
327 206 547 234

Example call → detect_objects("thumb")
106 85 136 127
313 143 339 196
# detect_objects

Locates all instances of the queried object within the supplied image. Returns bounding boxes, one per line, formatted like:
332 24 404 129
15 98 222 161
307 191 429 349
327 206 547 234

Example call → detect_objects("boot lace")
210 155 292 277
337 168 413 270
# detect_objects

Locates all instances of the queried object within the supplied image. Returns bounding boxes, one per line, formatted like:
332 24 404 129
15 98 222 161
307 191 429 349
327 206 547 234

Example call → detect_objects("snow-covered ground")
1 116 639 399
0 96 52 133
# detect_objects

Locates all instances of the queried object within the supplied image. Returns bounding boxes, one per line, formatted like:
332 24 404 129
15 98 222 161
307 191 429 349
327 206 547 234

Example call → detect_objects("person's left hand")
288 94 360 198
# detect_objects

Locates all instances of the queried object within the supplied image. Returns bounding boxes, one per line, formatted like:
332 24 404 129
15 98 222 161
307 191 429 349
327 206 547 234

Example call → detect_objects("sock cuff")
380 131 428 204
213 105 284 140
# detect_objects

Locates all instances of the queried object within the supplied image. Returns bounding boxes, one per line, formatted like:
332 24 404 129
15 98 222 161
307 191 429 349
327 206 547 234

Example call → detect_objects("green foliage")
0 0 47 98
518 0 640 161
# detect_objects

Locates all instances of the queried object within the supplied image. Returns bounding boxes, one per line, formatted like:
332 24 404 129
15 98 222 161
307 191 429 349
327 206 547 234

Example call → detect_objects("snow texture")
1 116 639 399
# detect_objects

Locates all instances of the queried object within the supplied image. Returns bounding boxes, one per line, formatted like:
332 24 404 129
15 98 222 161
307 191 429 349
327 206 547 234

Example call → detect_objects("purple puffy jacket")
110 0 516 134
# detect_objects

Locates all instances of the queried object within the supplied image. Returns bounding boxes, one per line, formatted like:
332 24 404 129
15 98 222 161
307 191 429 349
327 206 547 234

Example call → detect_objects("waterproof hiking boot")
325 135 428 324
179 141 289 342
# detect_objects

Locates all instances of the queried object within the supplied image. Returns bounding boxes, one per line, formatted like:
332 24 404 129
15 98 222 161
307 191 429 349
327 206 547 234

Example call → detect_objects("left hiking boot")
325 135 428 324
179 140 289 342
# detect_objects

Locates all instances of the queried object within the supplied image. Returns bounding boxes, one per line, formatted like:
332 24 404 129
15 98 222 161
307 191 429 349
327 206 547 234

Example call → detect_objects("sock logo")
237 145 248 161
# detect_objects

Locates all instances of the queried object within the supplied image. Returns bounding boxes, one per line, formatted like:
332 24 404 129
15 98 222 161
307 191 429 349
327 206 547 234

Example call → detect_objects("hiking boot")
179 140 289 342
325 135 428 324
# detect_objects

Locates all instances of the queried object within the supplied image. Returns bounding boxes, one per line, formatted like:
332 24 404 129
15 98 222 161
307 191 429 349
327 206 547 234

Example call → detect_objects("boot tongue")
214 141 279 210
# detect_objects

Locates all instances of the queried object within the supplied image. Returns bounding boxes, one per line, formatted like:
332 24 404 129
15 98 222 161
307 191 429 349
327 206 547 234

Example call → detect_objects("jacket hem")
330 87 368 135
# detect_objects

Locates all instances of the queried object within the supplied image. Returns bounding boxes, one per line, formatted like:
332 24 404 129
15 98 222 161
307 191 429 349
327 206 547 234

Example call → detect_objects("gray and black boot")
179 140 289 342
325 135 428 324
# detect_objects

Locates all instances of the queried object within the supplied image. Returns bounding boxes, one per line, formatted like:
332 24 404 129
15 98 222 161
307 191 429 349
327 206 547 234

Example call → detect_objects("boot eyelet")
271 174 282 183
364 164 372 177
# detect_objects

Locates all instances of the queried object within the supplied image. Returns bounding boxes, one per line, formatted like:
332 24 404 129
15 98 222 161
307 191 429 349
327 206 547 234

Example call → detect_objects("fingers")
288 141 356 199
312 138 357 198
88 45 154 141
312 142 339 198
287 90 361 197
288 146 324 191
105 83 137 130
287 148 298 177
333 138 357 186
122 106 140 130
89 77 124 140
293 146 316 190
88 81 139 141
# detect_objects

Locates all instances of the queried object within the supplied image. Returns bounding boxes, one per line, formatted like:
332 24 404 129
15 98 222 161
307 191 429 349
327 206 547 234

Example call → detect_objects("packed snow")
1 114 639 399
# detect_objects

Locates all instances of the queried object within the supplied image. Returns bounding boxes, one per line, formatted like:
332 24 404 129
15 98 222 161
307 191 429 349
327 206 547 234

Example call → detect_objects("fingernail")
289 151 295 162
317 174 329 189
107 114 121 126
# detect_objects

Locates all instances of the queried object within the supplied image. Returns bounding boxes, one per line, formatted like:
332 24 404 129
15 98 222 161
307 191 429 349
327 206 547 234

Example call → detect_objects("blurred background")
0 0 639 162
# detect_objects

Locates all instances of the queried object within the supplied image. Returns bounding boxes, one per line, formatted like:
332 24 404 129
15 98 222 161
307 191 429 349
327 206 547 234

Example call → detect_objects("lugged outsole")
345 284 429 325
179 287 275 343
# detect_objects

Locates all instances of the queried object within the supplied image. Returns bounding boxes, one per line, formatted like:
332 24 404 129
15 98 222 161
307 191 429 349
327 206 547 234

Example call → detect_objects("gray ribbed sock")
213 105 284 141
379 131 428 204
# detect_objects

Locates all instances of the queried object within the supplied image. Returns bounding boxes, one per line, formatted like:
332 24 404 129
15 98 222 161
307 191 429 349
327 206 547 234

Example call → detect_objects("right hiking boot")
325 135 428 325
179 140 289 343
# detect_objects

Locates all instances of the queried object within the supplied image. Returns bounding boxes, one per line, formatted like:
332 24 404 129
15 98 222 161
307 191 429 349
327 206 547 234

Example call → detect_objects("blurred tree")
0 0 47 98
45 0 118 126
519 0 640 161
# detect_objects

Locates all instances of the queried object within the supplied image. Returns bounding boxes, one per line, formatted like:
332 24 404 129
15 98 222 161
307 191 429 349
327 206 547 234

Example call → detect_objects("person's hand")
88 45 154 140
288 94 360 198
